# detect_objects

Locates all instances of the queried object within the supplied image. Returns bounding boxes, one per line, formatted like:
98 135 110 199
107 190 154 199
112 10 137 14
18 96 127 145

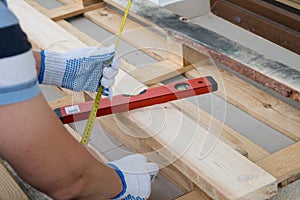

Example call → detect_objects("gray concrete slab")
69 120 123 154
162 73 294 153
164 0 209 19
67 16 157 67
271 179 300 200
34 0 62 9
190 14 300 72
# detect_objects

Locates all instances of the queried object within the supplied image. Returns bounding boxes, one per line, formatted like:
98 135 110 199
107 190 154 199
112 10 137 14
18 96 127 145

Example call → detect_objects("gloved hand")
108 154 159 200
38 45 120 97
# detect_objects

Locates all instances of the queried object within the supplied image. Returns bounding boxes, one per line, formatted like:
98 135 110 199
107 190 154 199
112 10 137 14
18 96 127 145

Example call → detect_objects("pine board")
0 162 28 200
48 2 105 21
185 65 300 141
58 18 269 161
256 141 300 183
10 1 278 199
105 0 300 102
80 4 300 141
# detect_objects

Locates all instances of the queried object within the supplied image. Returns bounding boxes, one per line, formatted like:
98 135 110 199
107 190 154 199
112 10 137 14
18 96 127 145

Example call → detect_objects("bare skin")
33 51 41 75
0 52 123 199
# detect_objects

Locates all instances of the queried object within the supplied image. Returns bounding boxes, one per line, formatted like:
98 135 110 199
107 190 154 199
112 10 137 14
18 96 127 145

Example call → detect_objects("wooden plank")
56 20 100 46
0 162 29 200
57 19 270 163
64 125 109 163
81 5 300 141
49 12 197 196
48 2 106 21
98 115 195 193
24 0 50 15
276 0 300 9
11 2 278 199
129 60 194 86
171 99 270 162
175 188 212 200
113 107 277 200
211 0 300 54
224 0 300 32
12 2 193 195
9 1 86 51
105 0 300 102
256 141 300 184
83 8 170 61
48 92 85 109
56 19 194 85
55 19 272 192
75 0 103 7
27 0 298 187
185 64 300 142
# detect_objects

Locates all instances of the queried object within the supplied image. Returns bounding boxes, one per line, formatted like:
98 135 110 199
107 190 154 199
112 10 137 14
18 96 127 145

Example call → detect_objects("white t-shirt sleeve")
0 3 40 105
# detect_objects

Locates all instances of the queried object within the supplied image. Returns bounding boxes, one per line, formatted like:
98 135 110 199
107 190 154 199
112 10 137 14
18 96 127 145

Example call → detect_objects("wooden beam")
75 0 103 7
11 0 195 195
211 0 300 55
57 14 270 163
224 0 300 32
55 20 272 193
175 188 212 200
104 0 300 102
275 0 300 9
171 99 270 162
48 2 105 21
10 1 278 199
129 60 194 86
82 5 300 141
256 141 300 184
112 108 277 200
83 8 169 62
0 161 29 200
185 65 300 142
48 92 85 109
98 115 195 193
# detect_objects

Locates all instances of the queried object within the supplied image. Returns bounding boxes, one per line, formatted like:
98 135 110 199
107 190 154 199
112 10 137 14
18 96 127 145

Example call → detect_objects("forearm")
0 94 122 199
33 50 41 76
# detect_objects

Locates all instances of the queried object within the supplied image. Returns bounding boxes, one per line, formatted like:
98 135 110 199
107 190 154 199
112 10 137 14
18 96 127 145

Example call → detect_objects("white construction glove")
38 45 120 97
108 154 159 200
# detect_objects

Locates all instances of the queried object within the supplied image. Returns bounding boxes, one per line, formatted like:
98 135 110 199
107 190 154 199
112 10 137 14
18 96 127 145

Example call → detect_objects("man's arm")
33 50 41 76
0 93 123 199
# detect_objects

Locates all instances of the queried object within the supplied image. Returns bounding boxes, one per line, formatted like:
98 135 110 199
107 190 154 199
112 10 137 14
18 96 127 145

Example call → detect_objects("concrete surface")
26 0 300 199
164 0 210 18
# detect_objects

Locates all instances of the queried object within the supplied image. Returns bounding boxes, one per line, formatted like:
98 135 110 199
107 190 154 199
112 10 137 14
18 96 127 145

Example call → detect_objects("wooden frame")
210 0 300 55
3 0 300 199
105 0 300 102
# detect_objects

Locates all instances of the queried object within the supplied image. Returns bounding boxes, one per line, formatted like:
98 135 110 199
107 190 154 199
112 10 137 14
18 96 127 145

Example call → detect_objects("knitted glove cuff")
38 50 66 86
107 163 127 199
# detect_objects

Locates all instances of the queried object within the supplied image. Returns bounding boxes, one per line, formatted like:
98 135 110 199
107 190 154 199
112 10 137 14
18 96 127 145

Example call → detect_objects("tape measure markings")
80 0 132 145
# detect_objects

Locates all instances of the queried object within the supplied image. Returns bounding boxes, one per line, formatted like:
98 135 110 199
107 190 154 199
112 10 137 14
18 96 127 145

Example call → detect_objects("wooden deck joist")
105 0 300 102
0 160 28 200
79 3 300 142
29 0 300 148
5 0 300 199
49 0 300 188
211 0 300 54
9 1 280 199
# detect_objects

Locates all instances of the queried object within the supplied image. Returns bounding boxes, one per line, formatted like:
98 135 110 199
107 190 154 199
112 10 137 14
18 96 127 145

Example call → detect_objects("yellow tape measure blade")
80 86 103 145
80 0 132 145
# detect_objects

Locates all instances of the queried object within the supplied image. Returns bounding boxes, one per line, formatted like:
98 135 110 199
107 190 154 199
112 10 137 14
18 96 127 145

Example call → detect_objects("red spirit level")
54 76 217 124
